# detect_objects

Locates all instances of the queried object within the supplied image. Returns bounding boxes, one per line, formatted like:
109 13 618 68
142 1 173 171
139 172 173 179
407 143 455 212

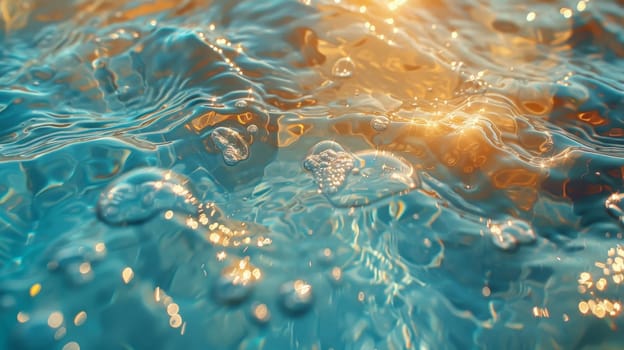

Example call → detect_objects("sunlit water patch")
1 0 624 349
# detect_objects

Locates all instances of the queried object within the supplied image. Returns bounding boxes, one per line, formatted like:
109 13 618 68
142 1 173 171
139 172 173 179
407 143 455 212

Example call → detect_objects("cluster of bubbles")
303 141 419 207
303 141 355 194
213 257 262 305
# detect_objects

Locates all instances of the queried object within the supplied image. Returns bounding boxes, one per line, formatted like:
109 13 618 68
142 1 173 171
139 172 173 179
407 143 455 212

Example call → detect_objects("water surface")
1 0 624 349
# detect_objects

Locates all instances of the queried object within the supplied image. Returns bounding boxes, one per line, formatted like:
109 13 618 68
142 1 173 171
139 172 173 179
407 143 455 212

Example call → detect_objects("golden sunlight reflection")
204 218 271 248
222 257 262 286
94 242 106 254
79 262 91 275
47 311 64 328
29 283 41 297
252 303 270 323
154 287 186 333
331 266 343 281
387 0 407 12
73 311 87 326
62 342 80 350
576 246 624 319
531 306 550 318
216 251 227 261
121 267 134 284
293 280 312 297
16 311 29 323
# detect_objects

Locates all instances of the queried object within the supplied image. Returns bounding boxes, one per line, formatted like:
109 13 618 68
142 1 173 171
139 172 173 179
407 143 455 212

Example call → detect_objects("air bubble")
332 57 355 78
97 168 198 226
370 116 390 132
327 150 419 208
235 100 248 108
488 219 536 251
303 141 354 194
211 127 249 166
279 280 314 315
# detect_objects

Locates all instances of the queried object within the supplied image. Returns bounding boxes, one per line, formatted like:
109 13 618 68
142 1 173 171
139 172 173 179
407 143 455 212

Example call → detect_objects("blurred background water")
0 0 623 349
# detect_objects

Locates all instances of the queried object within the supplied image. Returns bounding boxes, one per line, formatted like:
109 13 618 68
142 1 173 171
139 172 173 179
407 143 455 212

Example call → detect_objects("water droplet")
370 116 390 132
97 168 198 226
279 280 314 315
211 127 249 166
488 219 536 251
303 141 354 194
235 100 248 108
326 151 419 208
332 57 355 78
246 124 258 134
606 193 624 224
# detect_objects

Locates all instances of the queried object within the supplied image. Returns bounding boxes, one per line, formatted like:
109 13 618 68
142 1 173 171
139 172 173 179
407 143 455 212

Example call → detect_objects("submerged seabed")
0 0 623 349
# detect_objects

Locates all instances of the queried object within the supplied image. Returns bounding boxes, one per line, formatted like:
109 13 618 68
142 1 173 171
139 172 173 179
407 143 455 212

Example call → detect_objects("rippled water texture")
1 0 624 349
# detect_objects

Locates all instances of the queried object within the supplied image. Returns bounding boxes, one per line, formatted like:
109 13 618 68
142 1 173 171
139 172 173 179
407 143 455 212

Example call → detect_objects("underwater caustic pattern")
1 0 624 349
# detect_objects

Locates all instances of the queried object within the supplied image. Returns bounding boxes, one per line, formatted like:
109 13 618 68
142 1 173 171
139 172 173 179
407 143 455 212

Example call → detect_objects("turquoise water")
1 0 624 348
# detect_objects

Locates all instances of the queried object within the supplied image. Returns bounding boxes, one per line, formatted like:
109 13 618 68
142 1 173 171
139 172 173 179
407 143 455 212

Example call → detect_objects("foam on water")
303 140 355 194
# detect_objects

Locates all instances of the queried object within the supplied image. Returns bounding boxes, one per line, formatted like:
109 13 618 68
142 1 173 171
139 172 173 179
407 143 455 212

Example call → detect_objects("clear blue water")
1 0 624 349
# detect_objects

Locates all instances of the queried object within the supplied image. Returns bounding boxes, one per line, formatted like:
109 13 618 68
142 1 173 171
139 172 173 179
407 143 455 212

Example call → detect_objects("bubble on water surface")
211 127 249 166
326 151 419 208
487 219 536 251
246 124 258 134
370 116 390 132
332 57 355 78
605 193 624 224
279 280 314 315
97 168 198 226
303 141 354 194
235 100 248 108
